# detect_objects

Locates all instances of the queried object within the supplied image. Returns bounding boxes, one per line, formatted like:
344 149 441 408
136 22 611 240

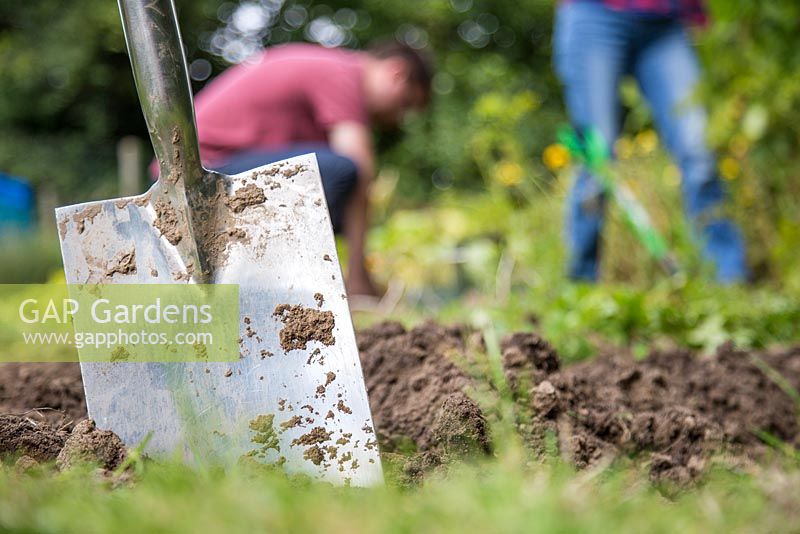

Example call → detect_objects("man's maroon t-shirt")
194 44 368 167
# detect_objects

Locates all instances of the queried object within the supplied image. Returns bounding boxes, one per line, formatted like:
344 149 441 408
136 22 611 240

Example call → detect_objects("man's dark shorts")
213 144 358 234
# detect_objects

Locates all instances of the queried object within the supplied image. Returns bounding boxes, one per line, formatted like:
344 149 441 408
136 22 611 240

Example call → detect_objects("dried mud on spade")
3 324 800 485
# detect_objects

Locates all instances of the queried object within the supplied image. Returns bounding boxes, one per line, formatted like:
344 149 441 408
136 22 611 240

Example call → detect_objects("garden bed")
2 322 798 483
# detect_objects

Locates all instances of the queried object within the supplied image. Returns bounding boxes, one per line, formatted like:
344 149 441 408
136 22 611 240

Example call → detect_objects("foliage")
3 0 798 289
1 436 798 532
362 147 800 362
697 0 800 287
0 0 558 204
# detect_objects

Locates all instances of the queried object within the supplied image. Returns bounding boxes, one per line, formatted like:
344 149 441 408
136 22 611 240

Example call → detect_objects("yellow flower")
635 129 658 154
615 137 634 160
493 160 524 187
542 143 570 171
719 157 740 181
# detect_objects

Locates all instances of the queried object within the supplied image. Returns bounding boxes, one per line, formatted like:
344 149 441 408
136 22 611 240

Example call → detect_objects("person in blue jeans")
553 0 748 283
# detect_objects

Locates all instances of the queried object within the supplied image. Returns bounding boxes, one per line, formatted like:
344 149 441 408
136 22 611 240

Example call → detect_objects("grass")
0 447 796 533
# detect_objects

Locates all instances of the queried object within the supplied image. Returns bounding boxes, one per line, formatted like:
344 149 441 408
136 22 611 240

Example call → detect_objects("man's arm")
328 121 378 296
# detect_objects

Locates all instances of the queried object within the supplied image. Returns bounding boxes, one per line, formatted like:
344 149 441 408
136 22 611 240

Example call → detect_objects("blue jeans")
553 2 748 283
213 144 358 234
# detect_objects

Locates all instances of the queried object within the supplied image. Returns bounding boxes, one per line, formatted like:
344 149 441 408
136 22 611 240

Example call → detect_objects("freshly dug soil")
357 322 800 483
0 415 127 471
1 322 799 484
542 342 800 482
357 321 490 456
0 363 85 426
0 415 67 462
56 419 127 471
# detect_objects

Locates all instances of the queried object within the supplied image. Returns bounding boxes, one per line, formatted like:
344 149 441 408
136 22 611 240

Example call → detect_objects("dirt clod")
357 321 481 452
225 183 266 213
336 400 352 414
14 455 39 473
56 419 127 471
291 427 332 447
153 198 183 245
73 205 102 234
280 416 302 430
501 332 559 393
105 249 137 278
248 414 279 457
273 304 335 352
303 444 324 465
0 416 67 462
429 394 491 457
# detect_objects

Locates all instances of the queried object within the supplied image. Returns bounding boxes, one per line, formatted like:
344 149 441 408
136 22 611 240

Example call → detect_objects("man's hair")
367 40 434 105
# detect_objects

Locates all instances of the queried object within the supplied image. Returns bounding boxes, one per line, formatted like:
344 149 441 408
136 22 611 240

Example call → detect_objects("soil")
0 415 67 462
105 249 137 278
248 414 279 458
0 363 85 426
72 204 102 235
273 304 336 352
0 416 126 471
357 322 800 483
153 198 183 246
189 181 252 274
1 322 799 484
224 183 266 213
357 321 488 453
56 419 127 471
544 342 800 482
291 427 332 447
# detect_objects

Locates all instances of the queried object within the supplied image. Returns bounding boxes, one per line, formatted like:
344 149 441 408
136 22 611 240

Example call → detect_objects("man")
194 41 432 296
553 0 748 283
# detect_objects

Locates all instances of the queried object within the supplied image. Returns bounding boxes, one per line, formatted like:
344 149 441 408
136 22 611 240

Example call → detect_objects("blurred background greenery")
1 0 798 360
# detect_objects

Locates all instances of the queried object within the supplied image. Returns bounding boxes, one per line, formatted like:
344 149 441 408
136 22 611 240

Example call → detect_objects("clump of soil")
291 426 332 447
248 414 279 458
72 204 102 234
56 419 127 471
153 198 183 246
105 249 136 278
357 321 489 457
501 333 560 392
273 304 335 352
0 416 67 462
225 183 266 213
0 415 126 472
429 393 490 457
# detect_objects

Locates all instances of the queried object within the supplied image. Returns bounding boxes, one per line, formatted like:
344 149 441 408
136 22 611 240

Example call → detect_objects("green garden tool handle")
118 0 204 188
558 125 681 276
